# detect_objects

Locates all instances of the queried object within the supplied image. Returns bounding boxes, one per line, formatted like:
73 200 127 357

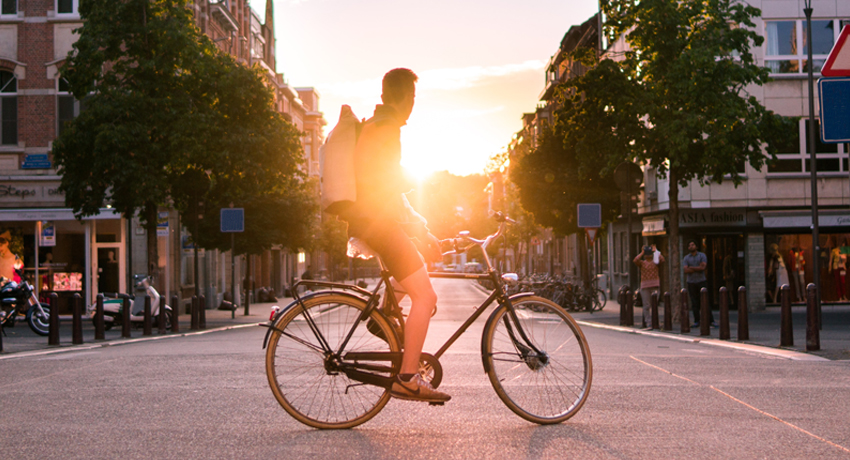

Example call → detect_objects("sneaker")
390 374 451 403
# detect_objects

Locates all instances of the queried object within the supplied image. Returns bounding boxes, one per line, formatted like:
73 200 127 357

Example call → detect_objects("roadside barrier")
625 287 634 327
663 291 672 331
780 285 793 347
199 295 206 330
650 291 659 330
618 286 628 326
171 294 179 333
72 293 83 345
737 286 748 341
680 289 690 333
48 292 60 345
158 296 167 335
191 295 199 331
120 294 131 338
143 295 152 336
700 287 710 336
719 287 730 340
95 294 105 340
806 283 819 351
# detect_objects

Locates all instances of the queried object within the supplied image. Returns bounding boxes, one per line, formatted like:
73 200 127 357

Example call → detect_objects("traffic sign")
585 228 598 245
818 77 850 143
220 208 244 233
577 203 602 228
822 25 850 77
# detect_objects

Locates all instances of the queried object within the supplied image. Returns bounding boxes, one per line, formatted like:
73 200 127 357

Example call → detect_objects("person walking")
633 245 664 329
684 239 714 327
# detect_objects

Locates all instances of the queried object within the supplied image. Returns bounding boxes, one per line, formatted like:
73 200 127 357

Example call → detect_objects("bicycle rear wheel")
482 296 592 424
591 288 607 312
265 293 400 429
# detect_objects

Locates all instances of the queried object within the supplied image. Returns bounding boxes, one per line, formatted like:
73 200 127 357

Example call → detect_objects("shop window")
1 0 16 16
764 19 843 75
766 233 850 303
0 70 16 145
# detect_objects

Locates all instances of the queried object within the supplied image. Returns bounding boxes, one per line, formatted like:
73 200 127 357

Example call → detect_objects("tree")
557 0 795 315
52 0 314 281
316 216 348 281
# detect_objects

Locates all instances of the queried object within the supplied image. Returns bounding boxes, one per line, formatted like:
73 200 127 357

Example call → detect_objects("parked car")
463 262 484 273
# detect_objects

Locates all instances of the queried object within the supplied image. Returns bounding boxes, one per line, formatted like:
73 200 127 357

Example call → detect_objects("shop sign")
642 219 666 236
39 221 56 247
156 212 169 237
0 184 64 204
679 209 747 227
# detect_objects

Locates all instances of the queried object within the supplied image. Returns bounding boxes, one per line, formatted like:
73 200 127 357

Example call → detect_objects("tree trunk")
668 169 682 324
144 203 160 284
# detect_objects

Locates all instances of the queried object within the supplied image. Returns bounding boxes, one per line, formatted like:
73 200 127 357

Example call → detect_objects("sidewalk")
569 302 850 361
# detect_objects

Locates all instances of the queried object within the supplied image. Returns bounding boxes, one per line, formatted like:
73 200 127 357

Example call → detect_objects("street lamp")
803 0 822 329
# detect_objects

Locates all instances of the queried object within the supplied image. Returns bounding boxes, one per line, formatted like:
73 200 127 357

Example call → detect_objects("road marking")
630 356 850 455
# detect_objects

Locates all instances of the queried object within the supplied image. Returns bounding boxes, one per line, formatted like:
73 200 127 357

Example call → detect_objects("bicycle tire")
482 295 592 424
591 289 607 312
265 293 400 429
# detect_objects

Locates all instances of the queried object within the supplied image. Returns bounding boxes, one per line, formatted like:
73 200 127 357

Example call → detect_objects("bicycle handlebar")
439 213 514 272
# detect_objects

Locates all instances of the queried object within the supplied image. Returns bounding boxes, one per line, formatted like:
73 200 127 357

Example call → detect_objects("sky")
248 0 600 178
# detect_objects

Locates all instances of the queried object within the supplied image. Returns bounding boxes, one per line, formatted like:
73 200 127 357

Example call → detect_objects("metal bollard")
72 293 83 345
737 286 749 341
806 283 820 351
680 289 690 333
719 287 730 340
48 292 60 345
780 284 793 347
650 291 659 330
158 296 167 335
143 294 152 336
171 294 180 333
619 286 627 326
700 287 710 337
190 295 199 330
663 292 672 331
121 294 131 338
199 295 206 330
95 294 105 340
625 287 634 327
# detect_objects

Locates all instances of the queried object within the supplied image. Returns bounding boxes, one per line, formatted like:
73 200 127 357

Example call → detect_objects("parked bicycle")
262 213 592 429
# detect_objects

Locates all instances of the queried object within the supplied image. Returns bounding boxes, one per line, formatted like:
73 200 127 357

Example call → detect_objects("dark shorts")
347 218 424 281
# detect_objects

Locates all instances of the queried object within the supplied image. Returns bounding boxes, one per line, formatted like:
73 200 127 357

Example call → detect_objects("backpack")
319 105 362 215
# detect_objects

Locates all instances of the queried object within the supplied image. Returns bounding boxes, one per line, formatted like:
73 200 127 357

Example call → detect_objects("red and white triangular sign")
822 25 850 77
585 228 598 244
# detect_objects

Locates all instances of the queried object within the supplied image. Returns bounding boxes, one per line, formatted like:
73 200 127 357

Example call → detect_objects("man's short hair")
382 68 418 105
688 239 699 248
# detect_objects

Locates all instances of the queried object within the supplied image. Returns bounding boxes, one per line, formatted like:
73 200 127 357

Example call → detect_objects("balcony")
210 2 239 32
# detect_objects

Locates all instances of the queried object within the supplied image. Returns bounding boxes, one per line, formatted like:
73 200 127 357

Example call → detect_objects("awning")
0 208 122 222
642 217 666 236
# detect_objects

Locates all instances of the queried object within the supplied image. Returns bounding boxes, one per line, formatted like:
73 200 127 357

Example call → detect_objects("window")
768 119 848 175
1 0 16 16
0 70 16 145
764 19 846 75
56 0 79 15
57 78 85 137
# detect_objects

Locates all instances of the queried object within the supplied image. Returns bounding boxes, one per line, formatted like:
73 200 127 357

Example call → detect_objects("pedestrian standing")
634 245 664 329
683 239 714 327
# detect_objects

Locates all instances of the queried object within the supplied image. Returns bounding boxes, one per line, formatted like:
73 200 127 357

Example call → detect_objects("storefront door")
702 234 745 308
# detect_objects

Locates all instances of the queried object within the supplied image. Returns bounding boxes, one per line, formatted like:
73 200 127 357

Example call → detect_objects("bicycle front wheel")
483 296 592 424
265 293 400 429
592 289 607 312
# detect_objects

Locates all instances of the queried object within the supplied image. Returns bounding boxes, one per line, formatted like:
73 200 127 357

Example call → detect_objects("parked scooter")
87 275 172 331
0 267 51 336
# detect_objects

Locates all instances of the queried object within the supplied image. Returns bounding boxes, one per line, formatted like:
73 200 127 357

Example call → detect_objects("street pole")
804 2 822 329
231 232 236 320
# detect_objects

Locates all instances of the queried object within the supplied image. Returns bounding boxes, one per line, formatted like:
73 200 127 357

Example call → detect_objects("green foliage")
52 0 315 257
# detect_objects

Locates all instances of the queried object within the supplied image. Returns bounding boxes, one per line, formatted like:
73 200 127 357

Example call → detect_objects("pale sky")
249 0 600 177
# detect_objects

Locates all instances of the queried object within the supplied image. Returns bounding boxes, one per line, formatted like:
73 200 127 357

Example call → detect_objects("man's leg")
396 266 437 375
688 282 700 325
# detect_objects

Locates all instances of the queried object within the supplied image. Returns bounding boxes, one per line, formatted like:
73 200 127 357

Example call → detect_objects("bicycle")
262 213 592 429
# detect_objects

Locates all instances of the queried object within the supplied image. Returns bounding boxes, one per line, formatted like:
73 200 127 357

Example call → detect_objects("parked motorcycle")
87 275 172 331
0 267 51 336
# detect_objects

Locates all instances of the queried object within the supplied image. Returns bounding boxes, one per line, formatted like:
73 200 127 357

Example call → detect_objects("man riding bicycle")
342 68 450 403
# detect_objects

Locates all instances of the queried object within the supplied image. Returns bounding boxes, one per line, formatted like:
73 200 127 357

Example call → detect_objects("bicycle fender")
261 290 371 349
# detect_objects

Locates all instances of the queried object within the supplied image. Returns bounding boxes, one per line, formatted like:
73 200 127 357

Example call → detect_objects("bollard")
143 294 152 336
780 285 793 347
171 294 180 333
199 295 206 330
719 287 730 340
806 283 820 351
625 288 634 327
737 286 749 341
190 295 199 330
700 287 710 337
680 289 690 333
158 296 167 335
48 292 60 345
72 293 83 345
619 286 627 326
650 291 659 330
663 292 672 331
95 294 105 340
121 294 131 338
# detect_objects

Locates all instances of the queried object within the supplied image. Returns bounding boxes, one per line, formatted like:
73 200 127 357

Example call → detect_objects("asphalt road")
2 279 850 459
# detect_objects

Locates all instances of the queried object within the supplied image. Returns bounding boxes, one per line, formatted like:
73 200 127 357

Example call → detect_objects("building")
0 0 325 312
